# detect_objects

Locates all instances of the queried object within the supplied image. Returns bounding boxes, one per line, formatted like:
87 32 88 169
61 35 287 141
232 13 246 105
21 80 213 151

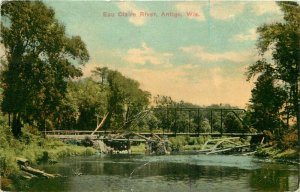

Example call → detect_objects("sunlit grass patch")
274 148 298 160
131 143 146 154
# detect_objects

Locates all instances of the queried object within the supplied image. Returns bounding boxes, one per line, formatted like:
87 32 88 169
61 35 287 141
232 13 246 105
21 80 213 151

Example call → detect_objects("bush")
0 150 20 177
168 136 211 151
274 148 298 160
196 136 211 145
81 136 94 147
255 146 280 157
169 136 187 151
249 127 257 133
0 177 14 191
280 130 298 149
263 130 274 143
186 137 197 145
224 113 243 133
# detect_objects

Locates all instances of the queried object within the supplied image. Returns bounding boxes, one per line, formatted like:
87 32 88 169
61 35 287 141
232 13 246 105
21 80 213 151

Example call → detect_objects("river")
16 154 299 192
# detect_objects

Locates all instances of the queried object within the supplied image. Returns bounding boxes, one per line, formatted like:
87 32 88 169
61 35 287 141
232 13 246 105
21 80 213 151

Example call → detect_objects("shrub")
196 136 211 145
263 130 274 143
281 130 298 149
0 177 14 191
81 136 94 147
274 148 298 160
249 127 257 133
0 150 20 177
169 136 187 151
186 137 197 145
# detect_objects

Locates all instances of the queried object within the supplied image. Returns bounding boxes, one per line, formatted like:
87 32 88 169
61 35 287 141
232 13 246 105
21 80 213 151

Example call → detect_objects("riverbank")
0 127 96 191
1 129 298 190
255 145 299 163
132 136 299 165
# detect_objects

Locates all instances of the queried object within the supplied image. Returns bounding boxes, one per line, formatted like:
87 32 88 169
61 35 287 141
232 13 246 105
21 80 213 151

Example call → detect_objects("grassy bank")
169 136 212 151
255 129 299 162
0 127 96 191
131 136 251 153
129 136 212 154
131 143 146 154
255 145 298 161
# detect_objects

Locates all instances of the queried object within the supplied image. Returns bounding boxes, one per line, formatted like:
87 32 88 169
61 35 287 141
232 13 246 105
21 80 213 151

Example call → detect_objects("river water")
17 154 298 192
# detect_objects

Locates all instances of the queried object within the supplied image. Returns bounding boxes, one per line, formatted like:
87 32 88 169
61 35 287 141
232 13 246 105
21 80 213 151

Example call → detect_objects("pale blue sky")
45 1 283 107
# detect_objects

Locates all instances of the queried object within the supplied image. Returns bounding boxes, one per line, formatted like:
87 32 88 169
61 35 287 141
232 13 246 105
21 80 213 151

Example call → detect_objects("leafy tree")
153 95 176 132
224 113 243 133
93 67 150 130
137 111 159 132
64 78 108 130
94 67 108 85
248 70 287 132
247 2 299 133
152 97 243 134
0 1 89 137
200 118 211 133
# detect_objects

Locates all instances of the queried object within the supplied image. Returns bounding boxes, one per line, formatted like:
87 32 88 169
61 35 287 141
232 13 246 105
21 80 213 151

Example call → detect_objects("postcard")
0 1 299 191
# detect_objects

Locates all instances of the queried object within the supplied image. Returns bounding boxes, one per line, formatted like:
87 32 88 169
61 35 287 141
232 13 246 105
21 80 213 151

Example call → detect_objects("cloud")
117 2 147 26
209 2 245 21
175 1 246 22
211 67 222 88
123 43 173 66
181 46 254 63
81 56 253 107
232 28 257 42
176 2 206 22
251 2 281 16
81 48 123 77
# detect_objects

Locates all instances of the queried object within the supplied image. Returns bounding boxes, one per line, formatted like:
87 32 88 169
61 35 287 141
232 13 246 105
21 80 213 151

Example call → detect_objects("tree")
247 2 299 133
248 70 287 132
93 67 150 130
0 1 89 137
224 113 243 133
153 95 175 132
69 78 108 130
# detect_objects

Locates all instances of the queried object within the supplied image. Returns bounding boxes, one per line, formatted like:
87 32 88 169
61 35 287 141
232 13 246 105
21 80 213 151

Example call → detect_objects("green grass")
131 143 146 154
274 148 298 160
169 136 212 151
0 126 96 187
255 144 298 161
182 144 203 150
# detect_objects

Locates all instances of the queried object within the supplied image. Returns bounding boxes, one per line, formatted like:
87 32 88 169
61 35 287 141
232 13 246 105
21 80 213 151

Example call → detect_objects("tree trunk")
12 113 22 138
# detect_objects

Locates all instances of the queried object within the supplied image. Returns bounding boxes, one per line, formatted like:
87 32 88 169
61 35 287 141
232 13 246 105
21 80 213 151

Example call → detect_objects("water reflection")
17 154 298 192
249 164 295 192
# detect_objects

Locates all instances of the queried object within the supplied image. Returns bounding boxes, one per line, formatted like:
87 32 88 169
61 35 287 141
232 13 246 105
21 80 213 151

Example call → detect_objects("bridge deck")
46 135 99 140
45 131 263 140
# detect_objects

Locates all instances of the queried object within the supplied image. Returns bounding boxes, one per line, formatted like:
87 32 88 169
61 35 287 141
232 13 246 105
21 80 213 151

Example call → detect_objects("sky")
44 0 284 108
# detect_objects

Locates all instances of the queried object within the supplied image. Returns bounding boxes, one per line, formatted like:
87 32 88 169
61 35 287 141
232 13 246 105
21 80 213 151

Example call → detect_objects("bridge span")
45 130 263 140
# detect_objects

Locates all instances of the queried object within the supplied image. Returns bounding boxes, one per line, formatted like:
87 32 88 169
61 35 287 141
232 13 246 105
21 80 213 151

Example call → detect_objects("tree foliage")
93 67 150 130
152 96 245 134
224 113 243 133
247 2 300 133
57 78 108 130
248 70 287 131
0 1 89 137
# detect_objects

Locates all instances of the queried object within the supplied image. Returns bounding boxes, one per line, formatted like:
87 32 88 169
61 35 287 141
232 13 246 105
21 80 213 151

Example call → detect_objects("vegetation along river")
16 154 298 192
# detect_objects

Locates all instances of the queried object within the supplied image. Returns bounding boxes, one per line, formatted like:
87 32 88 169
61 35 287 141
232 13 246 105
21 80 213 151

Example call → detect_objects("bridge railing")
152 107 248 135
44 130 107 135
44 130 263 137
45 107 254 136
